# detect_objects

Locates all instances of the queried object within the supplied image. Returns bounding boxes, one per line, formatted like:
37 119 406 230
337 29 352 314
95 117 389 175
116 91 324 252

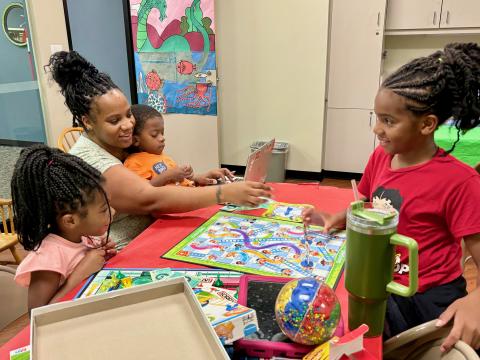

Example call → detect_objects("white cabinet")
386 0 480 31
324 109 376 173
440 0 480 28
324 0 385 172
386 0 442 30
327 0 386 109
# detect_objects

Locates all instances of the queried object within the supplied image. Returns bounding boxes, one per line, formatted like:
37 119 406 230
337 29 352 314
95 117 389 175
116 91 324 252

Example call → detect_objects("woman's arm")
103 164 271 215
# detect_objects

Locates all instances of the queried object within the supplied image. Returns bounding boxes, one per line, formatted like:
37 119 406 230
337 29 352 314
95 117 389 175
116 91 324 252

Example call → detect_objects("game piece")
214 274 224 287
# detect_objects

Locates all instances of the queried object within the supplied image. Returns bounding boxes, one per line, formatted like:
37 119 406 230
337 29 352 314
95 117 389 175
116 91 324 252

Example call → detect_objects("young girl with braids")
303 43 480 351
12 145 116 311
47 50 270 250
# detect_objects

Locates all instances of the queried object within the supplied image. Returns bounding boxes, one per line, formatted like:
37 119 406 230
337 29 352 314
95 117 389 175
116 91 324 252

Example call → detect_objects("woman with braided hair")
12 145 117 311
302 43 480 351
46 50 271 250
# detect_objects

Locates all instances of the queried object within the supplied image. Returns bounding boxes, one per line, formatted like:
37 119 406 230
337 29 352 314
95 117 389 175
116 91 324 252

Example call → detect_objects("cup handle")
386 234 418 297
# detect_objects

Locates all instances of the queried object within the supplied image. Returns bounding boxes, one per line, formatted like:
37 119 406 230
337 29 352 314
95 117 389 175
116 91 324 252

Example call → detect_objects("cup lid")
350 201 397 225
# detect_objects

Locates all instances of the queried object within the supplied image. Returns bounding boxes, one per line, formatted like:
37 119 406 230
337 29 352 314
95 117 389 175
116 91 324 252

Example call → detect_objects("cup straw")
351 179 360 202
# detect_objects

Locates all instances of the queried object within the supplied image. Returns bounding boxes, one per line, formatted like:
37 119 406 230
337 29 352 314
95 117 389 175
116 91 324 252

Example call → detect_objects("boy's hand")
206 168 235 183
180 164 194 180
194 168 235 186
164 167 189 183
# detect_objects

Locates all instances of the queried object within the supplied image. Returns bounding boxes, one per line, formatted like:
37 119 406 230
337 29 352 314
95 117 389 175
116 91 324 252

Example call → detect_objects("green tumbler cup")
345 201 418 337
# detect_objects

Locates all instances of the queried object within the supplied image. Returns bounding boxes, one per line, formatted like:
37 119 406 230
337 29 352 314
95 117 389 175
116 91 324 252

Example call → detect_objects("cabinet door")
327 0 386 109
386 0 442 30
440 0 480 28
324 108 376 173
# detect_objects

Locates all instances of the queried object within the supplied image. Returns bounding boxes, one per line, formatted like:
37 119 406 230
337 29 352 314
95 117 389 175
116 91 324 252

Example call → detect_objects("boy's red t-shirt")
358 146 480 293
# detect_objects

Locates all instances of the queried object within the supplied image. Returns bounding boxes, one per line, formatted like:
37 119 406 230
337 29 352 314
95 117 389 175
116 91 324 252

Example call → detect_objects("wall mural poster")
130 0 217 115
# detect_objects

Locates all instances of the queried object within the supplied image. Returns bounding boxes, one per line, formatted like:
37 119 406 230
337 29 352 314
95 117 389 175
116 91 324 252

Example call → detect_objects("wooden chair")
0 199 21 264
57 127 83 152
384 320 479 360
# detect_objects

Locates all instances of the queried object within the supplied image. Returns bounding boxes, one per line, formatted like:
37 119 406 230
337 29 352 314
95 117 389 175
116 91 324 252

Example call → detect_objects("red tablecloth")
0 183 382 359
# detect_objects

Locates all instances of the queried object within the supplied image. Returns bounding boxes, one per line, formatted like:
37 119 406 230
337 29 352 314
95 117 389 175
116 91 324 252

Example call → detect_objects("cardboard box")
195 286 258 344
30 278 229 360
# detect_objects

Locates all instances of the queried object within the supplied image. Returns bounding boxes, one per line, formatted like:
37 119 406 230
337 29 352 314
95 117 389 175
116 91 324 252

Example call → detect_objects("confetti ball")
275 277 341 345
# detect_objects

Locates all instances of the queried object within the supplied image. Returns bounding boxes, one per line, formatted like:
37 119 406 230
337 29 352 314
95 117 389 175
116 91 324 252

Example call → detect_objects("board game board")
163 212 346 289
75 268 243 298
261 201 312 223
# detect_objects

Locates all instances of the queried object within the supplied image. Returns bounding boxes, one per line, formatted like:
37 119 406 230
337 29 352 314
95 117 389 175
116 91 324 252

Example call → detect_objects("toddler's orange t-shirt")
124 152 194 186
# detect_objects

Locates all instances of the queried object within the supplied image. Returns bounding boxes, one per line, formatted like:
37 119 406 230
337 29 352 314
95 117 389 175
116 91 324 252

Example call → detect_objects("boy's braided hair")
382 42 480 152
46 51 118 129
11 145 106 251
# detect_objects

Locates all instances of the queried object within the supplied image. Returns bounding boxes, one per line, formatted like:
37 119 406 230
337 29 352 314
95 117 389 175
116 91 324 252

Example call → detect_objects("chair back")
0 199 15 235
0 265 28 330
57 127 84 152
384 320 480 360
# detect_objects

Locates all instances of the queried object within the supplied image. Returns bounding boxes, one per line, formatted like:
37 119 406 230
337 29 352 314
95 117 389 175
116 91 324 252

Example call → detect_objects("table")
0 183 382 359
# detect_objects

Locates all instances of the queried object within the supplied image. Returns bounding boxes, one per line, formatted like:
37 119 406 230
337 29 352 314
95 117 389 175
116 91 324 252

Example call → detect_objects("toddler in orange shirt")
125 104 234 187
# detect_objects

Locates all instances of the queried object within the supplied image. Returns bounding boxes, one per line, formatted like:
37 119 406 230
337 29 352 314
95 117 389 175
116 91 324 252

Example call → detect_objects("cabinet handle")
369 112 373 127
446 10 450 24
377 12 381 27
433 11 437 25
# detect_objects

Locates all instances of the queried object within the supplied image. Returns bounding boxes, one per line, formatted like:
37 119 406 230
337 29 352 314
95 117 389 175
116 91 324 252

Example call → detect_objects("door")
324 108 375 173
327 0 386 109
386 0 442 30
0 0 45 143
440 0 480 28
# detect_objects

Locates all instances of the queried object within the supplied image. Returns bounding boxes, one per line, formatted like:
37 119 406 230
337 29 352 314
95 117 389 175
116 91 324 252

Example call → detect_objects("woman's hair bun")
47 51 98 90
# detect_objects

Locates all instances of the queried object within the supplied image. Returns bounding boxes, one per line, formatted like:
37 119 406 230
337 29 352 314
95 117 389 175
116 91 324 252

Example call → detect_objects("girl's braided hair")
11 144 108 251
382 42 480 152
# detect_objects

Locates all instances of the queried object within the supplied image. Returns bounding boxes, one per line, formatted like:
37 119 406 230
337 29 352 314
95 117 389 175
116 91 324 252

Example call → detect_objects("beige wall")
163 114 219 173
215 0 330 172
26 0 71 147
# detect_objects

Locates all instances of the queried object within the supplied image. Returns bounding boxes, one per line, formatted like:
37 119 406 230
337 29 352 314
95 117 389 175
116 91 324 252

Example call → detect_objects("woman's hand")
221 181 271 206
302 207 346 232
437 282 480 352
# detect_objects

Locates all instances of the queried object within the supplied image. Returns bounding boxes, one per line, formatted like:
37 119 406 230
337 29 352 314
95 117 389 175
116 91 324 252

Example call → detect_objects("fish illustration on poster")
130 0 217 115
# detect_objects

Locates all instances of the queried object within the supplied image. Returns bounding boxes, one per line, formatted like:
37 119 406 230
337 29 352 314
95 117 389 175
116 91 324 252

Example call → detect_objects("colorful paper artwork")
129 0 217 115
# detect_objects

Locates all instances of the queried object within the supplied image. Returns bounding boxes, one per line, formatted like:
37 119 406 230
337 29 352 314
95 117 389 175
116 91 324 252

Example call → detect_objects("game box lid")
30 277 229 360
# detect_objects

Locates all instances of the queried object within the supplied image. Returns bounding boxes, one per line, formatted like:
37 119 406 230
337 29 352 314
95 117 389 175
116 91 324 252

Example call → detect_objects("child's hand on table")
302 207 346 233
